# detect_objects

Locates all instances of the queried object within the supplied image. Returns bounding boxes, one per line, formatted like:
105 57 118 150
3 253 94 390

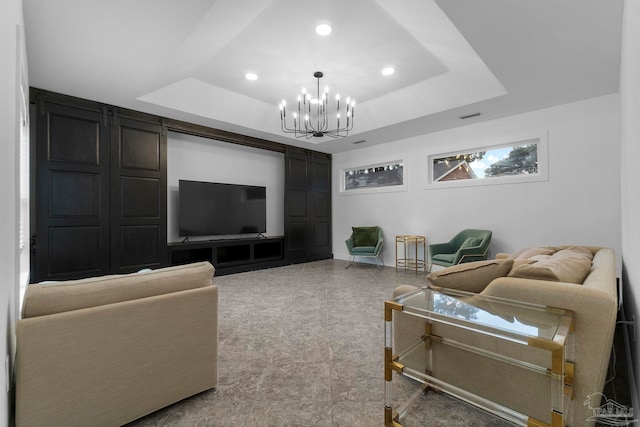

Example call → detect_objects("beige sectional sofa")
393 246 617 427
15 261 218 427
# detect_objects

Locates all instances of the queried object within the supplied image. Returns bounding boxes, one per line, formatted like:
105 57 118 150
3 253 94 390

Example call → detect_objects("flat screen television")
178 180 266 237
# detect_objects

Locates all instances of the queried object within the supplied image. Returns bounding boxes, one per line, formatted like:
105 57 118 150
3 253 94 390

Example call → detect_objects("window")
340 158 407 194
427 134 548 189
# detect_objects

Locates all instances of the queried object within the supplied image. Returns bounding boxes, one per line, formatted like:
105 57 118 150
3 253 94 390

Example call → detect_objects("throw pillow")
460 237 480 249
508 246 593 283
512 246 555 260
427 259 514 293
352 226 378 247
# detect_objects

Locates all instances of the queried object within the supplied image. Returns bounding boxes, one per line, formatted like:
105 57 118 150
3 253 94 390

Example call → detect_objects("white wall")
166 132 284 243
333 93 621 270
0 0 27 424
620 0 640 400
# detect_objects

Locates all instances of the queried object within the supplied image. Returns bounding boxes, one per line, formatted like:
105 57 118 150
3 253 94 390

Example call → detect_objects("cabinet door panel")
111 117 167 273
120 125 160 171
33 102 110 282
48 112 100 165
48 226 103 276
50 171 101 217
118 225 160 268
284 150 332 260
120 176 160 218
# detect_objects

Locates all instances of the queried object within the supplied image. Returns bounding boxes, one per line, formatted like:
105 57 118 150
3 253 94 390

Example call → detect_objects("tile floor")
124 260 550 426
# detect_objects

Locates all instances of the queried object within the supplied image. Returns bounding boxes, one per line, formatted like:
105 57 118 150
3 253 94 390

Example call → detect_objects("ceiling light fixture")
381 67 395 76
315 23 332 36
279 71 355 139
245 72 258 81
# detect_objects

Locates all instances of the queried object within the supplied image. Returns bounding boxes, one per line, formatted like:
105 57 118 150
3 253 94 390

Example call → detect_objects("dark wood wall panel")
308 155 332 256
312 192 329 217
49 171 101 217
111 117 166 273
120 126 160 171
286 223 308 252
32 93 167 282
49 226 102 275
120 177 160 218
313 222 330 248
48 113 100 164
118 226 160 268
33 101 111 282
289 190 307 217
284 149 332 261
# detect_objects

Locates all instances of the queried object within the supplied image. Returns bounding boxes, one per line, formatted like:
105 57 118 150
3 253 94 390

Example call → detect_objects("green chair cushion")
351 246 377 255
352 226 378 247
432 253 456 263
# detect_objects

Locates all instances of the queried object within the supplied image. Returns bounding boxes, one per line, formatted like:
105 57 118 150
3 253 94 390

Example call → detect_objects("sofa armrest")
481 277 617 427
16 286 218 427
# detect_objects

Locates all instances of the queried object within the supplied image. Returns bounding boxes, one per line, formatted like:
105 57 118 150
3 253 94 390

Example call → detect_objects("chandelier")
279 71 355 139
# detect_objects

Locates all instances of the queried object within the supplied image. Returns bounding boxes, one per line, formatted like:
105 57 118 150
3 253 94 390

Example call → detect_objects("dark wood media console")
167 237 286 275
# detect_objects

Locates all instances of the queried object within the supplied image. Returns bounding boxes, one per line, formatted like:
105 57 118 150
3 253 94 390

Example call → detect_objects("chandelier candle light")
279 71 355 139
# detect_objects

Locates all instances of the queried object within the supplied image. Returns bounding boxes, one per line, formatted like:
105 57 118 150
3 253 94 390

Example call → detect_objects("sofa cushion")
513 246 555 259
352 226 378 247
351 246 377 254
427 259 514 293
508 246 593 284
22 262 215 318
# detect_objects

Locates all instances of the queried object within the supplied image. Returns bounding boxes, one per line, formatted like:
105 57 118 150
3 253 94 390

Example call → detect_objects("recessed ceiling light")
381 67 395 76
315 23 332 36
245 72 258 81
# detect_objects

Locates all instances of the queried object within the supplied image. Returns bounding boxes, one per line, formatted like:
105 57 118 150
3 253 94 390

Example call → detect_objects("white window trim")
426 132 549 190
339 156 408 195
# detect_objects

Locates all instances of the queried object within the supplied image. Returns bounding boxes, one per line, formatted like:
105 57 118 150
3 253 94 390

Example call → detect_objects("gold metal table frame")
384 286 574 427
395 235 427 274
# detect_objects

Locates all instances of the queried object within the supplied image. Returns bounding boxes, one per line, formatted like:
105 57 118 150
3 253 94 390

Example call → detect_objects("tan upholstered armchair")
15 262 218 427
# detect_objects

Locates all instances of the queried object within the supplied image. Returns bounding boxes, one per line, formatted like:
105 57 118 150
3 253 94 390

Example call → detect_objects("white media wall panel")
167 131 284 243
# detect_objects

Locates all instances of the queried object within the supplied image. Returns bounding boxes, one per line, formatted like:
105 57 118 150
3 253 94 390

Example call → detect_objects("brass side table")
384 286 574 427
395 235 427 274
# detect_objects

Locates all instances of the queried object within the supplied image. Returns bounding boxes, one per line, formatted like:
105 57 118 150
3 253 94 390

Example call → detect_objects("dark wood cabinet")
284 148 332 261
168 237 285 275
30 89 332 282
31 91 167 282
33 102 112 281
110 116 167 273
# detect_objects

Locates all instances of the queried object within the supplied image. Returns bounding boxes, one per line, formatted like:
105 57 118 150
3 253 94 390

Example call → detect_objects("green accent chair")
429 229 492 269
345 226 384 269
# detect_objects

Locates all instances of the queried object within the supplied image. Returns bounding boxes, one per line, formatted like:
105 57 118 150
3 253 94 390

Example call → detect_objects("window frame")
339 156 408 195
426 132 549 190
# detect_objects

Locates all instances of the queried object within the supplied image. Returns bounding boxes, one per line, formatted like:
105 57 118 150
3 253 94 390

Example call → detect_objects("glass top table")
384 286 574 427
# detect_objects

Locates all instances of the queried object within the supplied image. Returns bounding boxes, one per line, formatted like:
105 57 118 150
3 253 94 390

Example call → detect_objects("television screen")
179 180 266 237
